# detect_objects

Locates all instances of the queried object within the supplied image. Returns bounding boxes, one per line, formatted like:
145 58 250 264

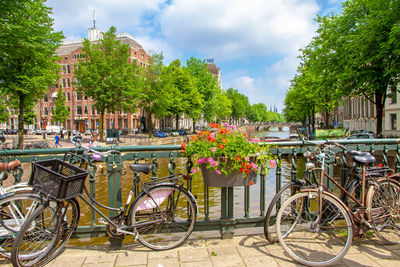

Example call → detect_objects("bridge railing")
1 138 399 243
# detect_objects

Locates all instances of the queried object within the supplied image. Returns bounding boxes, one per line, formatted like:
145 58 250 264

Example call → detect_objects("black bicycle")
11 137 198 267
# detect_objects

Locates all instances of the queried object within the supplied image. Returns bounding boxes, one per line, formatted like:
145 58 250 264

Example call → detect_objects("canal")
69 128 298 245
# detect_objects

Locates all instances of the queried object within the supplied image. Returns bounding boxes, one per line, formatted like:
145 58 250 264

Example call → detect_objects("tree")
315 0 400 134
139 51 173 137
0 0 64 148
226 88 250 124
166 60 203 130
212 90 232 123
52 87 70 125
185 57 220 130
74 26 143 141
0 97 9 123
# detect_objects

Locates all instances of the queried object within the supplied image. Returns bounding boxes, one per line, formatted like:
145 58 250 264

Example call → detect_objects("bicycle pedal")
97 218 107 225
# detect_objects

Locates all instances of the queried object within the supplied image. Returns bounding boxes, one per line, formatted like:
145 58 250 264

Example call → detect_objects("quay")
1 230 400 267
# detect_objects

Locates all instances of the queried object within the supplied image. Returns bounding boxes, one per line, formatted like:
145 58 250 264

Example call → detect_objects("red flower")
249 181 254 186
218 144 225 150
234 155 240 161
181 143 187 152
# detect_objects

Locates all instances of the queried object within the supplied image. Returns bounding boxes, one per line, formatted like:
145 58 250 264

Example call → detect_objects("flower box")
200 164 257 187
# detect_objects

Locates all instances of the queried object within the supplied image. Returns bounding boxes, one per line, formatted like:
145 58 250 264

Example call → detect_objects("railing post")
220 187 235 239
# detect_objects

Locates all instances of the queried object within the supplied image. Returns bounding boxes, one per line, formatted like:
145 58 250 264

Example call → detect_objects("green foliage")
226 88 250 120
0 0 64 147
166 60 203 128
185 57 221 122
182 123 275 177
52 87 70 123
0 97 9 123
74 26 143 141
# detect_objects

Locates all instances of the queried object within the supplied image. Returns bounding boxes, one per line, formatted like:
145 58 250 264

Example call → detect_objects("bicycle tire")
263 181 302 243
130 184 196 250
366 178 400 244
11 200 61 267
0 190 42 259
276 191 353 266
37 198 80 265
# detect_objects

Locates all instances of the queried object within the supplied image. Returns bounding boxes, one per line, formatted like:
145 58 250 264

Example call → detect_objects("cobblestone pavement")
1 233 399 267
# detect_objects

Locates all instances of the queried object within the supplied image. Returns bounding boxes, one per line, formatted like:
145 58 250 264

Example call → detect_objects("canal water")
71 128 295 245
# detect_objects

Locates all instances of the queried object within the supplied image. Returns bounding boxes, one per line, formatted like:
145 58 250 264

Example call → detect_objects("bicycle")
263 141 392 243
275 141 400 266
11 136 198 267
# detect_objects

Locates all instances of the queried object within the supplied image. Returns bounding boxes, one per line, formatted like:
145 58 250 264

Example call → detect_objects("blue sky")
46 0 343 112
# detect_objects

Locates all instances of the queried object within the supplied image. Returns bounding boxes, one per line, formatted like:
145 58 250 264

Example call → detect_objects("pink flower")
250 162 258 170
248 137 261 143
215 170 221 175
198 158 206 164
269 160 277 168
206 158 213 163
191 168 197 173
210 133 216 139
210 147 217 152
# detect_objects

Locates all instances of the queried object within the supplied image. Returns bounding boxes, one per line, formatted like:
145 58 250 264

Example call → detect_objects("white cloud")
159 0 319 60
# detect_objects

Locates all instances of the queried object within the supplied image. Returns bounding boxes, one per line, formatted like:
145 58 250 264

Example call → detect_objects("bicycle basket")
29 159 88 201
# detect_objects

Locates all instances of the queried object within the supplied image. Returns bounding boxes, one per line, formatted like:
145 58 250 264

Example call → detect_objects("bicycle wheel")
0 190 42 259
11 200 61 267
341 178 361 212
276 191 353 266
366 179 400 244
263 181 302 243
37 198 80 265
130 184 196 250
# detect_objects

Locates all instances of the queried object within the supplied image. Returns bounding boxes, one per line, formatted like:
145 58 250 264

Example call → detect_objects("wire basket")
29 159 88 201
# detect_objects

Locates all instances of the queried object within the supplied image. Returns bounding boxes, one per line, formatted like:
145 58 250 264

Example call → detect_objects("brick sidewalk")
1 233 399 267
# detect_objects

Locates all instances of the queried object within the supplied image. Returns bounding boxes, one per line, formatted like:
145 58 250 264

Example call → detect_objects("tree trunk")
100 110 104 142
175 114 179 130
148 113 153 138
325 111 329 128
17 94 25 149
312 106 316 137
375 92 385 136
192 120 196 134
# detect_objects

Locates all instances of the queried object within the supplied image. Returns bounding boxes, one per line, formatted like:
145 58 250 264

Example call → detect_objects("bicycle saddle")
130 164 153 174
0 160 21 171
353 154 376 165
349 151 371 156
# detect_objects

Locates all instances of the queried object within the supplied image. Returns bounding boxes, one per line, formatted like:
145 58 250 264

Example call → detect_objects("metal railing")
1 138 400 243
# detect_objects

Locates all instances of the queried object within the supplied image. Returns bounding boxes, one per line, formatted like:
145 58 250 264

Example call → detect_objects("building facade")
384 87 399 137
37 26 150 132
342 95 377 133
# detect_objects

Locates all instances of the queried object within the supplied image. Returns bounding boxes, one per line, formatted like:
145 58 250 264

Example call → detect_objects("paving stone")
115 252 148 266
147 257 179 267
48 255 86 267
242 255 279 266
84 254 117 264
179 248 209 262
372 258 400 267
358 244 400 259
147 249 178 259
236 244 269 257
342 253 382 267
83 263 115 267
207 245 238 256
210 254 245 267
181 259 213 267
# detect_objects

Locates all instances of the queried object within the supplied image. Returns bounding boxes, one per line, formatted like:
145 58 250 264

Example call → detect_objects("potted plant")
181 123 276 187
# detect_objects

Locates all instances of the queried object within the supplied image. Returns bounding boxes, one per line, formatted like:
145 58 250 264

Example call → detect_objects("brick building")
37 25 150 132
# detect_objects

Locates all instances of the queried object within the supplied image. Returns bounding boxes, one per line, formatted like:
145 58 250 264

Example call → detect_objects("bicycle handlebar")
70 135 121 159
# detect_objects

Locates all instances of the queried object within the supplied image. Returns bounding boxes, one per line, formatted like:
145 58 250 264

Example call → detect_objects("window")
50 107 54 115
67 64 70 74
76 106 82 115
391 114 397 130
391 89 397 104
67 92 70 101
62 65 66 75
76 92 82 101
43 107 48 115
44 95 48 102
84 106 88 114
91 106 96 115
67 78 70 88
62 79 66 88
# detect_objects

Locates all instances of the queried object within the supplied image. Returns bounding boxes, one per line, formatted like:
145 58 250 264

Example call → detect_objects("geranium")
182 123 275 177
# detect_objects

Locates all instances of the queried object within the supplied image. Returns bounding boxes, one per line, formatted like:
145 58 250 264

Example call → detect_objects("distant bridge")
247 123 300 132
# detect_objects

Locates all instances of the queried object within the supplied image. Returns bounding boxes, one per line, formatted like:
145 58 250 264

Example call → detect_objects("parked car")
35 129 44 135
346 133 375 139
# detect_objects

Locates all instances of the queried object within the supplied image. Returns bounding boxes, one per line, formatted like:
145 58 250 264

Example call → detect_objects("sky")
45 0 344 113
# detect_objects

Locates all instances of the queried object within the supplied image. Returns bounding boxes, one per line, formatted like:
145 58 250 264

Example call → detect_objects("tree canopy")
0 0 63 147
